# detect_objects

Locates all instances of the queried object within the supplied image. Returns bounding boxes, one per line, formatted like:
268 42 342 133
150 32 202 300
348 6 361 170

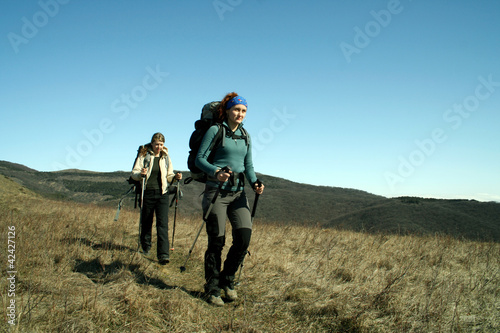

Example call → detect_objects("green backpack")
186 101 248 183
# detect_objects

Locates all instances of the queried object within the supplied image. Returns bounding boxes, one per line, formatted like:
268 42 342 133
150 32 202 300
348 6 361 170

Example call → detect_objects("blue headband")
226 96 248 109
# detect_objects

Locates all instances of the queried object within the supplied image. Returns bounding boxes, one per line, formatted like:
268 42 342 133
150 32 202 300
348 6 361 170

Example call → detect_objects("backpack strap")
224 126 249 146
239 127 249 146
208 124 224 150
205 124 225 163
207 124 249 158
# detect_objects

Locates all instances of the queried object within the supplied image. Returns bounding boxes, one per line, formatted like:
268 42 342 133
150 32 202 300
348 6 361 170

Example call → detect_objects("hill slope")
0 175 499 332
325 198 500 241
1 160 499 241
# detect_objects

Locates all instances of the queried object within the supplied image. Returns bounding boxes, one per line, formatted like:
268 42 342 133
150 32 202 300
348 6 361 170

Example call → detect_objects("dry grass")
0 178 499 332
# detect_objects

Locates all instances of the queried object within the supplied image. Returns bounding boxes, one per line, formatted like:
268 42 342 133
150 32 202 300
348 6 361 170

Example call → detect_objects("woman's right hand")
254 181 265 195
216 169 231 182
141 168 148 177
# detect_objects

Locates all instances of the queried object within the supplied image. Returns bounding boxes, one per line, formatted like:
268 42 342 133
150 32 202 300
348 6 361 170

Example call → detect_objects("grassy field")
1 176 499 332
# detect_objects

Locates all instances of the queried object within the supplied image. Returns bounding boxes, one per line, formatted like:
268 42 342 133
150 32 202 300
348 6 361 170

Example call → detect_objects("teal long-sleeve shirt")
195 122 258 191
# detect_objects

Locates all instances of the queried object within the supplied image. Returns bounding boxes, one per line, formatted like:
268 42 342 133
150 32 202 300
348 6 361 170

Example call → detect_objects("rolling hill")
1 160 499 242
2 172 498 332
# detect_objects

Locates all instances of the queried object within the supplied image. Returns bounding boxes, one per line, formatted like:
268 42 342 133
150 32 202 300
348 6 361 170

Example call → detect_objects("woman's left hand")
175 172 182 180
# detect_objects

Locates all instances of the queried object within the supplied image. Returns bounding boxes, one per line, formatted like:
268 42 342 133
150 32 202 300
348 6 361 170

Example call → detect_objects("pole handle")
203 166 230 221
251 179 262 220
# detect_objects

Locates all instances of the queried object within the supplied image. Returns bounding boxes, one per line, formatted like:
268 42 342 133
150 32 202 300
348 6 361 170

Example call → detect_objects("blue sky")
1 0 499 202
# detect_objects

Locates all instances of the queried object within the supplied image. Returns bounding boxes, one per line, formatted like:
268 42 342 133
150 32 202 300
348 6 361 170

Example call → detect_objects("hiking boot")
158 257 170 265
223 286 238 301
207 295 224 307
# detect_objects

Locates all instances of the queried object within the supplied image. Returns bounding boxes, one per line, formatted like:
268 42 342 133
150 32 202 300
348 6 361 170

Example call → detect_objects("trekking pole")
137 155 151 252
137 177 146 252
250 183 261 220
114 185 134 221
180 167 229 272
170 178 181 251
236 180 262 285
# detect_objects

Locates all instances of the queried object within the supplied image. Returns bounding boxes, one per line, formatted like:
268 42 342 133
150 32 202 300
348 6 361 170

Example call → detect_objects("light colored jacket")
131 145 175 195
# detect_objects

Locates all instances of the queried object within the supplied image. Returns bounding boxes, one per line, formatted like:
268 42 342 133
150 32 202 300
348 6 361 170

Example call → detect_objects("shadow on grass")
73 257 209 304
73 258 174 291
63 237 136 252
69 237 209 303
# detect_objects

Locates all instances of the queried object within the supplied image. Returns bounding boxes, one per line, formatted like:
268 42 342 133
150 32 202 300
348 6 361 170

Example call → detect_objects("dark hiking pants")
203 186 252 296
141 189 170 260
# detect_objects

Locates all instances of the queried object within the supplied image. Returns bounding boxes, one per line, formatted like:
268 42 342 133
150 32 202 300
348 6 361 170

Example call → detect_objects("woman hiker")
131 132 182 265
195 92 265 306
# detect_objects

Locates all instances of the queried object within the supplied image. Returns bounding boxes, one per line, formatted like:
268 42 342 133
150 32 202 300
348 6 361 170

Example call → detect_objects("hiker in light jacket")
131 132 182 265
196 92 265 306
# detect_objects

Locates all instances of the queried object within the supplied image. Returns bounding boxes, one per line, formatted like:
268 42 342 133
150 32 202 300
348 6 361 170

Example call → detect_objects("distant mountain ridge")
1 160 499 242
